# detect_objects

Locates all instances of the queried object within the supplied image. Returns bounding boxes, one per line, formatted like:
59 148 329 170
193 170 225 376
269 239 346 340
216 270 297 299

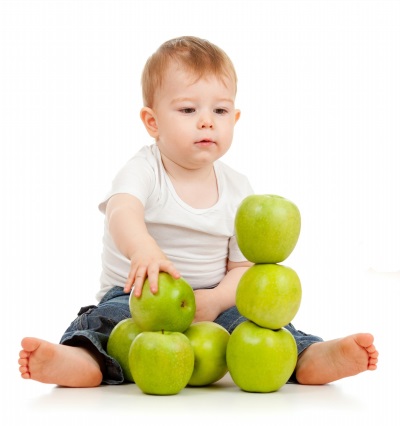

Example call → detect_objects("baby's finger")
161 261 181 280
124 275 134 293
124 266 138 293
132 266 148 297
146 264 160 294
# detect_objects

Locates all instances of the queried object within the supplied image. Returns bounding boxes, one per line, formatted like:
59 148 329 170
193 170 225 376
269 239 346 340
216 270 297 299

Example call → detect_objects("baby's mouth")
195 139 216 145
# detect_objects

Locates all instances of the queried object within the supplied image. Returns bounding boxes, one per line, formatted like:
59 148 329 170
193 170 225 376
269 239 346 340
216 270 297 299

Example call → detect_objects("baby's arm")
194 260 252 322
106 193 180 296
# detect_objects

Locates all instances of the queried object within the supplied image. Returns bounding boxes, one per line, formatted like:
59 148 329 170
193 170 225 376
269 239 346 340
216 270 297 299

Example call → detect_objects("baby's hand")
125 256 180 297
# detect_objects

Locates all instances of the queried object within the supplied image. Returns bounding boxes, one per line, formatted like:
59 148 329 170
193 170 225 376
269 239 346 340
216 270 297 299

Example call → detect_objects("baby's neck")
162 156 219 209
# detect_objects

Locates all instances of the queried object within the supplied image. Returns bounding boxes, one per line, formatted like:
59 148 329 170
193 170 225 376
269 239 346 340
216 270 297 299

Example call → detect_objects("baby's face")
150 63 240 171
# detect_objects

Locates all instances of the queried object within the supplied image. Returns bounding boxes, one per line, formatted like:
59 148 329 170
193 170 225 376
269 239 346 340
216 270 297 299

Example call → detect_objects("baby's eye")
180 108 195 114
214 108 228 115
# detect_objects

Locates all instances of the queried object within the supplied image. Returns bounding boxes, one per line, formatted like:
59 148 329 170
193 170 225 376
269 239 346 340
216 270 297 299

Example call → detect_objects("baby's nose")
198 115 214 129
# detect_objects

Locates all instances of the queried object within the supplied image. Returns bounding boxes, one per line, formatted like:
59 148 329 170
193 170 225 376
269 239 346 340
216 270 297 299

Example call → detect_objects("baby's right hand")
125 255 180 298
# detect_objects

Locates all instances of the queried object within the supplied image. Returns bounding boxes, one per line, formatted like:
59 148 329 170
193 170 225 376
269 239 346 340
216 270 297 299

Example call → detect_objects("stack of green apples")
227 194 303 392
107 273 230 395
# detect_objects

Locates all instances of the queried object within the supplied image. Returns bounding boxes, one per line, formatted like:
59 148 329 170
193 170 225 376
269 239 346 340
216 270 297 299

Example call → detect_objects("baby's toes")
19 356 29 366
19 349 30 359
19 364 29 374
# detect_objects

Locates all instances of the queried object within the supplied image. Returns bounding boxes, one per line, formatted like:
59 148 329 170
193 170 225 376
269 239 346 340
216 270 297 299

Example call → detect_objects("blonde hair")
141 36 237 107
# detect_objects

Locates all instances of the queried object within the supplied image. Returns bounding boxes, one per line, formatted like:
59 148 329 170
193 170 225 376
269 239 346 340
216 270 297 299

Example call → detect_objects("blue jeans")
60 286 323 384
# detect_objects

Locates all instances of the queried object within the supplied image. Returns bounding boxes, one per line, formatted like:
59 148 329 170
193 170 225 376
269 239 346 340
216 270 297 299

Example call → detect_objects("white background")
1 1 399 421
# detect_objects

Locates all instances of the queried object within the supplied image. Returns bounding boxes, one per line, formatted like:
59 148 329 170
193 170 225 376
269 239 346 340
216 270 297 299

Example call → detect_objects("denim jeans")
60 286 323 384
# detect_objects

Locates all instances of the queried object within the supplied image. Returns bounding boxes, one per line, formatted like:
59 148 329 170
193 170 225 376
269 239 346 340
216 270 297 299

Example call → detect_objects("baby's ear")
140 107 159 138
234 109 241 124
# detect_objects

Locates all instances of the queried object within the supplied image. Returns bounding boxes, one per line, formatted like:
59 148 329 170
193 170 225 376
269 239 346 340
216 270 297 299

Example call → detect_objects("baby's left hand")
193 289 222 323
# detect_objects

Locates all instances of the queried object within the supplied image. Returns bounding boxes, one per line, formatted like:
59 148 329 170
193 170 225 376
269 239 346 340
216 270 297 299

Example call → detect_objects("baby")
19 36 378 387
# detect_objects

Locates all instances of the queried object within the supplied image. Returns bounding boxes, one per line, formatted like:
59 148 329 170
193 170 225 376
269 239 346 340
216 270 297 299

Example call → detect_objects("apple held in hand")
226 321 297 393
236 264 302 330
129 272 196 332
235 194 301 264
129 331 195 395
106 318 142 382
184 321 230 387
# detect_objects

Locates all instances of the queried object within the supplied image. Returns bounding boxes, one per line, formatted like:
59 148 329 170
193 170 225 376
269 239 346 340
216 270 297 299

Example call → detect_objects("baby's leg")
19 286 131 387
215 310 379 385
295 333 379 385
19 337 102 387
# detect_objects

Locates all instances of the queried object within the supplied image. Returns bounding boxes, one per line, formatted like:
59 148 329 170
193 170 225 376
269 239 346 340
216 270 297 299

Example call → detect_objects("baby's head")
141 36 237 108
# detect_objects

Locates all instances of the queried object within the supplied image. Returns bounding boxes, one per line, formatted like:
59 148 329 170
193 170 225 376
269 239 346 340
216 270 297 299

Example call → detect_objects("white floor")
5 269 399 425
8 368 393 424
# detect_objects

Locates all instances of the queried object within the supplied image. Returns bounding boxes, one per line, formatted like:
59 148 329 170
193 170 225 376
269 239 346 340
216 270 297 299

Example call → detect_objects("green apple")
184 321 230 387
236 264 302 330
235 194 301 264
129 330 195 395
129 272 196 332
106 318 142 382
226 320 297 393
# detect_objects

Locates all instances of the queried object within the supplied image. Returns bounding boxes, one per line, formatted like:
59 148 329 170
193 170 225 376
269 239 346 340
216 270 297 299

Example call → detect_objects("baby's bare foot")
18 337 103 387
295 333 378 385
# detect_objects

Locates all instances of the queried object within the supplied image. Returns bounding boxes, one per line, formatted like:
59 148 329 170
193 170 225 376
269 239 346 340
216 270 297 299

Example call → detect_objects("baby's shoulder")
216 161 253 200
217 160 251 186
